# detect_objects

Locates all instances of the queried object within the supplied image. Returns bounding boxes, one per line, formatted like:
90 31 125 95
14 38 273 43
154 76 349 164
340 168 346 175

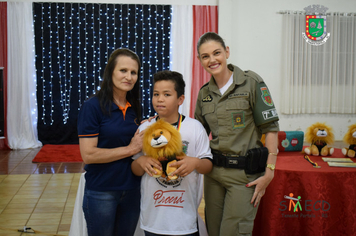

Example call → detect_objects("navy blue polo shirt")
77 96 141 191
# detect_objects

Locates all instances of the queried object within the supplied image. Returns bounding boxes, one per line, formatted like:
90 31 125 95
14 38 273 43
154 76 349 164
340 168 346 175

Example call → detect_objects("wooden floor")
0 147 85 236
0 147 205 236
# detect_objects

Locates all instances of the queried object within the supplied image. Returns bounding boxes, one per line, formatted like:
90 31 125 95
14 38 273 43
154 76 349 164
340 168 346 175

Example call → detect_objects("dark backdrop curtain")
33 3 171 144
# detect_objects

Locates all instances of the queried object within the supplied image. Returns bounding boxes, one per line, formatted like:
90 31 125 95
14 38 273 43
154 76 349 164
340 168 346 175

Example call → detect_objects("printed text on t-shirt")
153 190 185 208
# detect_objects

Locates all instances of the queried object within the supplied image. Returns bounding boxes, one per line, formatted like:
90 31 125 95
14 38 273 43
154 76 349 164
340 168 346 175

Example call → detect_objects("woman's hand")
128 129 145 155
140 115 157 124
247 131 278 206
246 172 274 207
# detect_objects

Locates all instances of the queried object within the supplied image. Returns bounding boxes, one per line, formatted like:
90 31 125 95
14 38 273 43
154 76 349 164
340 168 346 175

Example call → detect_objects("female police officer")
194 32 279 236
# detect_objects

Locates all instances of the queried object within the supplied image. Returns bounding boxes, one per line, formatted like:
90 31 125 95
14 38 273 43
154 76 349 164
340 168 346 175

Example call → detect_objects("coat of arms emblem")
302 5 330 46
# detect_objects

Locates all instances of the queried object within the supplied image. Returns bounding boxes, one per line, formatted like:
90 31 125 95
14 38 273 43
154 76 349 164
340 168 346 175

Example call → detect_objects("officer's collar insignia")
202 95 213 102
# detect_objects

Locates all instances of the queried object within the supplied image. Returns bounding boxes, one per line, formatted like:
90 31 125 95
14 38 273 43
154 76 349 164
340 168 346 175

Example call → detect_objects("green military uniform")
194 64 279 236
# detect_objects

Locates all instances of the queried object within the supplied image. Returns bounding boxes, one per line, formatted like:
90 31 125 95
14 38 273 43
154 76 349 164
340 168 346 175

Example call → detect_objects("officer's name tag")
229 93 248 98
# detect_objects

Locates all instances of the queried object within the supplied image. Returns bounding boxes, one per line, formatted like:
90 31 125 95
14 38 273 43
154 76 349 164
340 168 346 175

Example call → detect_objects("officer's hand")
246 174 274 207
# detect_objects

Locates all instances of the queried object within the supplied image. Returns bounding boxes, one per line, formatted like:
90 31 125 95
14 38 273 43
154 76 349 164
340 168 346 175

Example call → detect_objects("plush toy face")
343 124 356 145
143 119 184 160
143 119 185 180
313 128 328 138
150 128 172 148
305 122 334 145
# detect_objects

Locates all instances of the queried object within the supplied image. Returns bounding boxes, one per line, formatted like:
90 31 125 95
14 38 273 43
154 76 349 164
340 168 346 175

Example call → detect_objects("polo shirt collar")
112 101 131 120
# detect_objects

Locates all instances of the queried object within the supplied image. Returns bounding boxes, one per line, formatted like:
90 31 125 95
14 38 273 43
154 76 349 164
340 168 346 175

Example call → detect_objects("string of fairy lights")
33 3 171 126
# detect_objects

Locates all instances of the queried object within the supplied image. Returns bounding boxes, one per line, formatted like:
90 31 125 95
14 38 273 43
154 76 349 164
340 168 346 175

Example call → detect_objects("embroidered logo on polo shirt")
202 95 213 102
260 87 274 106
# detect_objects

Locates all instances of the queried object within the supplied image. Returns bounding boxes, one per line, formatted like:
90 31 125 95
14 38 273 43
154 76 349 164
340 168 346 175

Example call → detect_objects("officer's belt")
212 150 246 169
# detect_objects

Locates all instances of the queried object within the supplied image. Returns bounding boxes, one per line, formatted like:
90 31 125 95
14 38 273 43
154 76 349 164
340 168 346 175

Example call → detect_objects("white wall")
219 0 356 140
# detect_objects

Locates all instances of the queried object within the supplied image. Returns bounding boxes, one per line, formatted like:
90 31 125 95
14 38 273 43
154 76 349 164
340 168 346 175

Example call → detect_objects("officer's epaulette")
199 81 209 90
244 70 264 83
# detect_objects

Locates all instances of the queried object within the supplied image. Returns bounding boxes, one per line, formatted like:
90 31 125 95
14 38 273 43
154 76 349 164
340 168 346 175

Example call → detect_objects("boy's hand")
136 155 162 177
169 155 198 177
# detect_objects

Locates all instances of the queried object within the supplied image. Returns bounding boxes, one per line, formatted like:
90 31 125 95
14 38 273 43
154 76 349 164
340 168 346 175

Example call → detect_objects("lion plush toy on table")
143 119 185 180
304 122 334 156
342 124 356 158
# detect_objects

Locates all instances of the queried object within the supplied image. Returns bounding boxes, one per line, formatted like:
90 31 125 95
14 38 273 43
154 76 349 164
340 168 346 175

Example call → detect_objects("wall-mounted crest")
302 5 330 46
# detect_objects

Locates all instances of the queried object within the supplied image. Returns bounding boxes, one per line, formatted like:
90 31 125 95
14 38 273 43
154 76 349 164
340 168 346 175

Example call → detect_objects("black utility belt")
212 147 269 174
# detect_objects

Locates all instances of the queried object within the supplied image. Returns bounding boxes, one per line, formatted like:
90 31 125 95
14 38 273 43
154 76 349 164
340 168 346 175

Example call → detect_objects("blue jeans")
144 231 199 236
83 186 140 236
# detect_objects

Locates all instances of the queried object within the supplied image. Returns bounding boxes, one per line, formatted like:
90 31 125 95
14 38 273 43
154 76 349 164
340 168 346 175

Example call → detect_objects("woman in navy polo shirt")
77 48 144 236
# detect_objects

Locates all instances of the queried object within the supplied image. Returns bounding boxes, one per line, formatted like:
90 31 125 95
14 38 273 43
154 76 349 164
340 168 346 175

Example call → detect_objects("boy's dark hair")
153 71 185 98
197 32 226 55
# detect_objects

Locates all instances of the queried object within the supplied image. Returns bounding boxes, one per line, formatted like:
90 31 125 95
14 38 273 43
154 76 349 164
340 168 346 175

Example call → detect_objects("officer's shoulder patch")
244 70 264 83
260 86 274 106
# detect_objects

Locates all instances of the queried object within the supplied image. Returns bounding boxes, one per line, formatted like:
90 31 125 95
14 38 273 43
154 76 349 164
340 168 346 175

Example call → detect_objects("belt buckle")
228 159 239 165
227 156 240 168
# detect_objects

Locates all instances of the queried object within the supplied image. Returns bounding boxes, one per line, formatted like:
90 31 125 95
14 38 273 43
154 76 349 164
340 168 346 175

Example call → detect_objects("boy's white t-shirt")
133 116 212 235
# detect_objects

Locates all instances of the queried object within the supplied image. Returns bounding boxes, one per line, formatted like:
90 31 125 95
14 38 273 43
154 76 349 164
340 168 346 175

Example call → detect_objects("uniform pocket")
202 103 215 115
226 98 252 131
201 104 218 133
226 99 250 110
238 221 254 235
243 171 263 184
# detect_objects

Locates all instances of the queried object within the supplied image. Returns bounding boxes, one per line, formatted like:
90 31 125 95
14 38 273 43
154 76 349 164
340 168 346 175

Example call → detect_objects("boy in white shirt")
132 71 213 236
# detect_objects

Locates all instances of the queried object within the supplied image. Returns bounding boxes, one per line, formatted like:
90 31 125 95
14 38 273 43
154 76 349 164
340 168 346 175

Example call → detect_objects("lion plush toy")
304 122 334 156
341 124 356 158
143 119 185 180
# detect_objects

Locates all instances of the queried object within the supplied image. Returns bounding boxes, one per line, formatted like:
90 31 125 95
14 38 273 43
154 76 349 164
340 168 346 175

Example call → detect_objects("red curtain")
0 2 8 149
189 5 218 117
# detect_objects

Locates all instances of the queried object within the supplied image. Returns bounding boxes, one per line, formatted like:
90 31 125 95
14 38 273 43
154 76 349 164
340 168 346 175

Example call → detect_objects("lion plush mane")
143 119 185 179
342 124 356 158
304 122 334 156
